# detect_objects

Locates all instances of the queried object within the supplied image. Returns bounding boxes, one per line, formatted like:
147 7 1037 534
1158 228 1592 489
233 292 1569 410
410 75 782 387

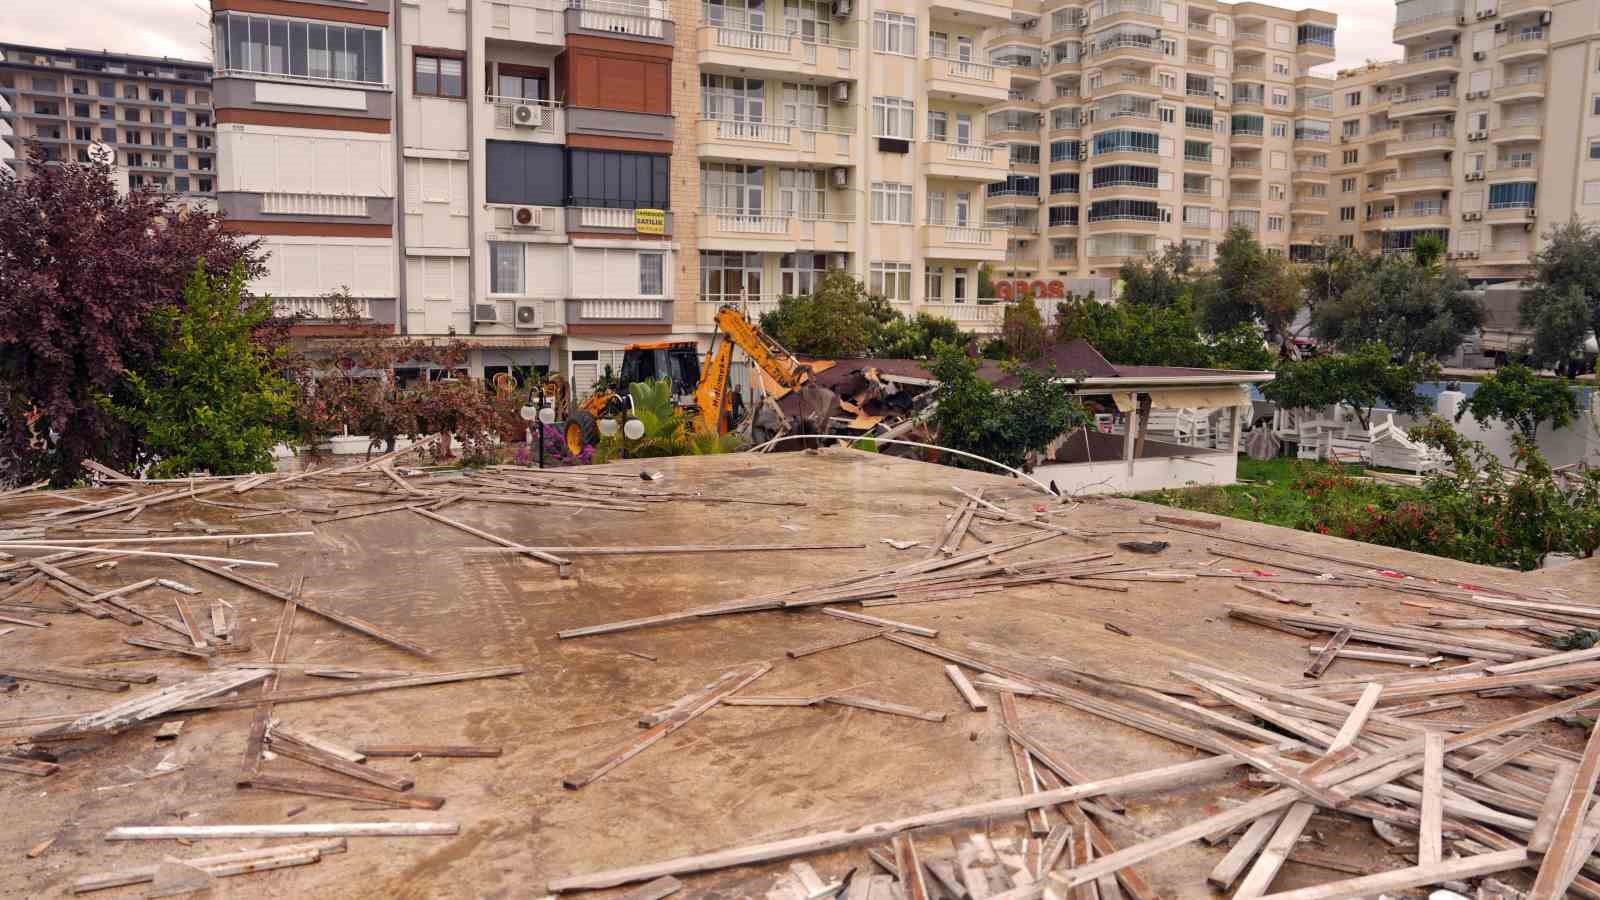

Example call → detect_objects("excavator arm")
693 305 833 434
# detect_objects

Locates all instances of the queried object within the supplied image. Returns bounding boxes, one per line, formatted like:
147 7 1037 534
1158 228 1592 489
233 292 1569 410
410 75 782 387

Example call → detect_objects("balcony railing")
1237 31 1265 42
573 0 670 38
706 210 790 233
486 96 562 131
707 25 792 53
1496 29 1546 47
929 140 998 163
930 55 999 83
936 225 997 244
1394 88 1455 105
275 296 371 319
703 117 791 144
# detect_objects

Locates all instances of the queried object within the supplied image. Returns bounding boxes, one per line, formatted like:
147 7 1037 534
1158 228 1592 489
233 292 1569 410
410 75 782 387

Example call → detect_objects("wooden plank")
1419 731 1444 866
616 876 684 900
179 559 433 658
786 628 890 659
1530 761 1578 852
945 665 987 711
106 822 459 840
462 542 866 556
240 586 296 783
266 732 412 792
1303 627 1351 679
7 532 312 547
241 775 444 810
0 755 60 776
0 612 47 628
270 726 365 763
821 607 939 638
411 507 571 576
11 544 279 568
1152 514 1220 530
171 596 207 649
55 668 270 735
210 600 229 639
155 721 184 741
1249 849 1526 900
1305 646 1436 666
166 666 526 714
1460 734 1541 778
1207 810 1284 890
825 694 946 723
1486 645 1600 676
70 840 349 894
1222 801 1316 899
999 691 1049 835
562 664 770 789
1529 714 1600 898
357 745 503 758
892 834 930 900
0 666 130 693
124 636 213 658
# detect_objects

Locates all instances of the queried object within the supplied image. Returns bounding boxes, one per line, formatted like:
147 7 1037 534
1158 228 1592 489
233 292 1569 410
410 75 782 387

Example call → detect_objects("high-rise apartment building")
0 43 216 198
1328 0 1600 281
984 0 1338 289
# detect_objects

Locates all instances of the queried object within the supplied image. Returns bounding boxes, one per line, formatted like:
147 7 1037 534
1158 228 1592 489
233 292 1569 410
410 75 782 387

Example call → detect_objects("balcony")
1476 246 1535 267
919 301 1005 330
1387 130 1454 157
274 296 398 330
1230 129 1264 148
484 0 565 47
1384 50 1459 82
1499 0 1553 15
698 25 856 82
1484 202 1538 224
1386 170 1453 192
929 0 1014 25
1296 35 1336 65
1085 38 1162 67
1085 213 1162 233
1496 29 1549 64
1293 131 1332 148
924 56 1010 104
698 210 855 252
1389 89 1456 118
566 299 671 328
696 117 801 164
1088 76 1160 100
1491 118 1541 143
565 206 674 236
1291 166 1329 183
919 224 1007 261
1492 74 1546 103
1382 205 1450 228
565 0 673 43
920 140 1009 182
1086 0 1164 29
697 295 780 329
1394 11 1465 43
482 97 564 145
1234 31 1266 51
1230 191 1261 208
1291 194 1329 213
1228 161 1263 180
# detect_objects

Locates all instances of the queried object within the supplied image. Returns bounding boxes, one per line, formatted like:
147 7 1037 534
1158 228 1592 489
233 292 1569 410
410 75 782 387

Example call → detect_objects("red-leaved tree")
0 151 265 484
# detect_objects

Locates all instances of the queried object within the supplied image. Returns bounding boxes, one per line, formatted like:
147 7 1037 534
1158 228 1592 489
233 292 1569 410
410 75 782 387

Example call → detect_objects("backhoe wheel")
566 410 600 456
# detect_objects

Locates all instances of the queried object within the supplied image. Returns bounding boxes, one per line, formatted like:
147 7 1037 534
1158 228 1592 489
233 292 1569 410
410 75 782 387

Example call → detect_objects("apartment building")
1326 0 1600 281
983 0 1338 291
0 43 216 198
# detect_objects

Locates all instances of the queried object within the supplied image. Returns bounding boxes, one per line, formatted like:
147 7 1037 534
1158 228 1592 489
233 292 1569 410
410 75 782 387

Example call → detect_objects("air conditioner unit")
1456 15 1469 24
831 81 850 103
1541 12 1552 25
1526 207 1537 218
1473 51 1486 60
1339 135 1349 143
1483 7 1495 16
830 166 849 189
511 103 542 127
1493 22 1506 32
1468 250 1478 257
473 303 500 324
513 301 543 330
512 205 542 228
830 0 850 17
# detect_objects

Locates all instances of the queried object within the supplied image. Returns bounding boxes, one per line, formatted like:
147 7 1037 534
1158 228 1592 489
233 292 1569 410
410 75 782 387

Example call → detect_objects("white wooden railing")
578 299 664 319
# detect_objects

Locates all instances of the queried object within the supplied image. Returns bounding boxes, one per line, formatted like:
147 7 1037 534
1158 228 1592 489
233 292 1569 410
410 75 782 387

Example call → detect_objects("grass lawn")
1133 456 1421 535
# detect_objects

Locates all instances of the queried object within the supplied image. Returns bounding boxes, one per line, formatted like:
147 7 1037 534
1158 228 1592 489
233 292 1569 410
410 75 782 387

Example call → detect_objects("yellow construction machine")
564 305 832 454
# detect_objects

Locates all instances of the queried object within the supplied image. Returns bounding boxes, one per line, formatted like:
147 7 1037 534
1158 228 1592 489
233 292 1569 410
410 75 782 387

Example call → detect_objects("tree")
927 343 1090 470
1118 244 1192 308
872 312 965 358
1457 363 1580 440
1411 232 1447 269
1298 240 1377 338
1001 294 1049 361
977 263 996 300
1198 225 1301 347
760 269 877 358
1054 294 1272 371
1311 253 1482 360
0 150 263 484
108 264 295 477
1262 342 1439 430
1521 220 1600 370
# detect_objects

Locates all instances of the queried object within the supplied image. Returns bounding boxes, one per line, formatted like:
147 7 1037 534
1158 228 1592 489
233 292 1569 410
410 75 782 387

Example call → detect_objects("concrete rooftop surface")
0 449 1597 898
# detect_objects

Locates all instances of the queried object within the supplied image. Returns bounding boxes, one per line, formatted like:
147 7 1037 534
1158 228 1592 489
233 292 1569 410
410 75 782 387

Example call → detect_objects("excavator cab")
617 342 703 403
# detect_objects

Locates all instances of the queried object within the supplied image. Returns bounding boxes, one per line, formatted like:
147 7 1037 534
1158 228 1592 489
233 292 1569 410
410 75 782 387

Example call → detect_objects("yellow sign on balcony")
635 208 666 234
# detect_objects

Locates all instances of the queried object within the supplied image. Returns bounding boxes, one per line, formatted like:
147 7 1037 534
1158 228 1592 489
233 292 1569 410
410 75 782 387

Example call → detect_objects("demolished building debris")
2 448 1600 897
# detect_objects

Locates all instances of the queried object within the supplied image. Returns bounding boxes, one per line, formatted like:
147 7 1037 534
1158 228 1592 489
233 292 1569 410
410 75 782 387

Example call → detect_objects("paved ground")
0 449 1593 898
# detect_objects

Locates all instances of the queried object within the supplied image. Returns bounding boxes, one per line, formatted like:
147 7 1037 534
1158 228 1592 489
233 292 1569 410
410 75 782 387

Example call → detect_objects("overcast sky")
7 0 1404 72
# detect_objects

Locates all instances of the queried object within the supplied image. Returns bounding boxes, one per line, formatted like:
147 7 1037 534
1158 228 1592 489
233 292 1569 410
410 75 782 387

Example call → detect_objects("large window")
1184 139 1211 161
489 242 525 295
702 74 765 122
415 52 464 98
1231 114 1265 136
871 181 914 223
1050 140 1083 162
1092 164 1159 188
701 250 763 302
1488 181 1536 209
869 262 912 301
702 163 764 213
1088 199 1161 222
872 12 916 55
778 168 825 217
1091 129 1158 155
780 252 828 296
872 96 915 138
1050 172 1080 194
485 141 566 206
639 252 665 296
214 12 385 85
569 149 670 209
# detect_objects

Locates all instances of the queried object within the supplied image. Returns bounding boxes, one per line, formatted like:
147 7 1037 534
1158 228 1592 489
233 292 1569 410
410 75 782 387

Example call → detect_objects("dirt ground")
1 449 1595 899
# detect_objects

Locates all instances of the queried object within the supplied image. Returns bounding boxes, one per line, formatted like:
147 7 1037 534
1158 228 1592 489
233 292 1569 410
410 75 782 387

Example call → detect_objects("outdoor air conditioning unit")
830 0 850 18
1456 15 1469 25
512 205 542 228
473 303 500 324
1473 51 1486 60
513 301 543 330
1494 22 1506 32
511 103 542 127
831 81 850 103
1541 12 1552 25
1468 250 1479 258
1526 207 1537 218
830 166 849 189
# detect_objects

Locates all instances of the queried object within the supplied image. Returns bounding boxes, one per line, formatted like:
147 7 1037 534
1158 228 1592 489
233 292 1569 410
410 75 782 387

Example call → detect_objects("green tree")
759 269 877 357
1262 342 1439 430
1000 294 1049 361
1054 294 1271 371
1520 220 1600 370
1411 232 1447 268
1118 244 1192 308
1457 363 1581 439
1311 253 1483 360
872 312 965 358
593 377 742 461
1298 240 1377 337
927 343 1090 470
109 264 294 476
977 263 996 300
1198 225 1302 346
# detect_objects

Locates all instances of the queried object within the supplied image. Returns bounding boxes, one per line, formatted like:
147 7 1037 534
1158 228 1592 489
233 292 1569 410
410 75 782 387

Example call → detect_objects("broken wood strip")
1249 849 1527 900
0 754 60 776
640 671 761 726
0 612 48 628
720 696 819 707
825 694 946 723
1207 809 1285 890
1528 710 1600 897
411 507 571 576
0 666 131 692
106 822 458 840
69 839 348 894
786 628 891 659
1530 761 1578 852
945 665 987 711
1305 646 1436 666
1419 731 1444 866
239 583 296 783
562 664 770 789
356 745 502 758
462 542 867 556
892 834 930 900
1486 645 1600 676
1152 514 1220 529
268 726 364 763
1001 724 1126 814
1303 627 1351 679
614 876 684 900
820 607 939 638
266 733 413 792
33 566 118 620
308 501 430 525
179 559 433 658
171 596 207 650
172 666 526 714
241 775 444 810
123 636 213 658
1209 735 1346 808
11 544 278 567
4 531 312 546
998 691 1049 836
1460 733 1542 778
54 668 270 736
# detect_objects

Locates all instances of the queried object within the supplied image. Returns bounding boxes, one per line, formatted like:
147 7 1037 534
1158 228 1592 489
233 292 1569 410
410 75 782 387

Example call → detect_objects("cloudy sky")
7 0 1404 71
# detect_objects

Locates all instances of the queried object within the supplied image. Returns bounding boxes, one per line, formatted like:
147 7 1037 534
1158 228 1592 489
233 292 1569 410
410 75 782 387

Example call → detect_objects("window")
1342 149 1359 165
176 176 191 193
927 110 947 142
925 265 944 300
214 11 385 85
1271 90 1289 108
1159 71 1177 91
1050 140 1082 162
872 96 914 138
953 268 968 300
702 162 764 213
1341 177 1356 193
72 102 91 118
150 110 166 125
486 141 567 206
1271 120 1287 138
489 242 525 295
1092 129 1159 155
702 74 765 122
701 250 763 302
1488 182 1536 209
126 131 143 145
1050 172 1080 194
1092 164 1159 188
101 127 117 142
1161 38 1177 57
198 177 212 192
569 148 670 209
779 253 828 296
785 0 832 43
99 105 113 120
871 181 913 223
72 126 92 142
639 252 665 296
1184 139 1211 161
174 134 187 148
926 191 946 225
1591 141 1600 161
778 168 825 217
869 262 912 301
1185 107 1213 130
1273 58 1290 75
415 52 465 98
1159 106 1175 124
1339 206 1355 221
1346 90 1362 107
873 12 916 55
173 89 187 104
1087 198 1161 222
174 154 188 170
781 82 827 129
1594 95 1600 116
1048 205 1079 226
